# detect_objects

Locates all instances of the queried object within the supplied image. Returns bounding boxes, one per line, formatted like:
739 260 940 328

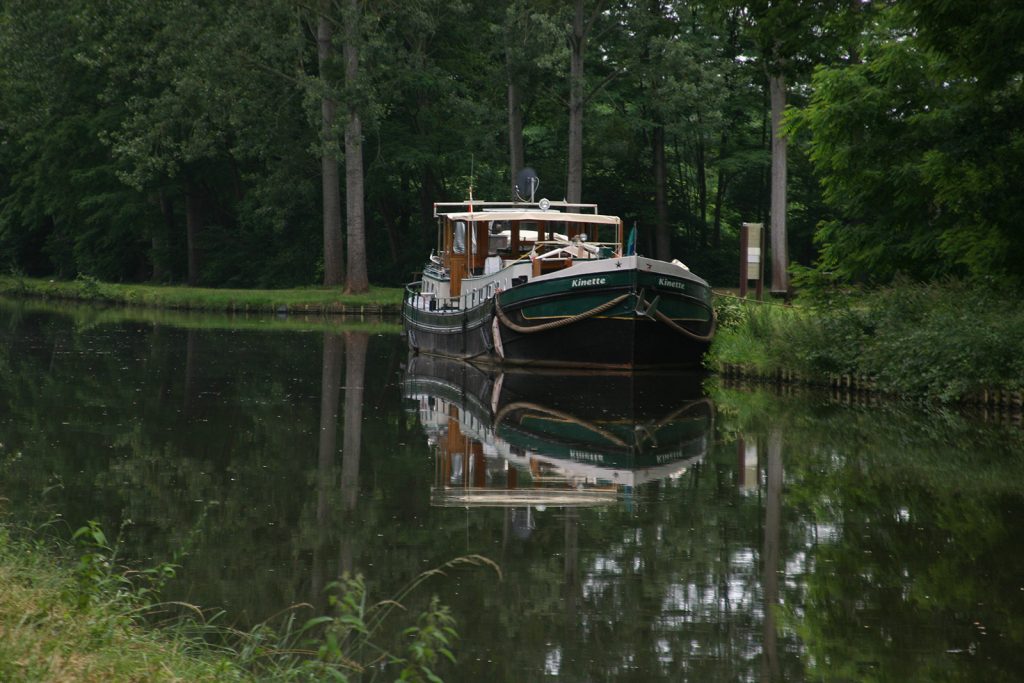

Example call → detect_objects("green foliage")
0 275 403 314
855 281 1024 400
396 596 458 683
709 281 1024 401
67 520 178 615
0 517 485 682
793 1 1024 286
0 0 832 289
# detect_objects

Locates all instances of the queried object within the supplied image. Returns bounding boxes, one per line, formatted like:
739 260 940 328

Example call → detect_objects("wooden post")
756 224 765 301
739 223 749 298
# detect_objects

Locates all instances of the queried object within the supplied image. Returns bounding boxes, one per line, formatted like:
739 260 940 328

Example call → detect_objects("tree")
564 0 610 204
342 0 368 293
0 0 155 280
734 0 862 293
318 3 345 287
795 1 1024 285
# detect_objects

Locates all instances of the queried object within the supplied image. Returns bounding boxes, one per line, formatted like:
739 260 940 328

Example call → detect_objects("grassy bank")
0 275 404 315
708 280 1024 405
0 520 482 682
0 525 243 682
0 297 403 335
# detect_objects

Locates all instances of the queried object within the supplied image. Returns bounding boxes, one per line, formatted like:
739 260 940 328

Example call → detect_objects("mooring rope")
651 305 717 343
494 292 631 334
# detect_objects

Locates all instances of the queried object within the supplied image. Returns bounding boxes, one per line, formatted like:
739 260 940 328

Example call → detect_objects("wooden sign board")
739 222 764 299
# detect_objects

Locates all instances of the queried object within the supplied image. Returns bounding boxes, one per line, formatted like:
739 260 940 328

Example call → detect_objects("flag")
625 224 637 256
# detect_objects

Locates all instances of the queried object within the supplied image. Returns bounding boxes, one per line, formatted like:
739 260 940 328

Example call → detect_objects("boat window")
453 221 466 254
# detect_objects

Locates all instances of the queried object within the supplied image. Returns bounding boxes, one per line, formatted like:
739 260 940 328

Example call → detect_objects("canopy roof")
441 210 621 225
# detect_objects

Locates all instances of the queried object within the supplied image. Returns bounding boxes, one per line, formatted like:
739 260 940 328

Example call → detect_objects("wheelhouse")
431 201 624 298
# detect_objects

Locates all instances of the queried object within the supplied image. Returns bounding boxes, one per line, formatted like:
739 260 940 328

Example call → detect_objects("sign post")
739 222 765 300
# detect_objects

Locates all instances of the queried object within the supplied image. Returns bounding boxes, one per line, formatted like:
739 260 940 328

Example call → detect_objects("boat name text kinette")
570 277 608 288
657 277 686 291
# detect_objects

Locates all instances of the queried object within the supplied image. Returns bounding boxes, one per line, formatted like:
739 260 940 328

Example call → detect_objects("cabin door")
449 255 466 296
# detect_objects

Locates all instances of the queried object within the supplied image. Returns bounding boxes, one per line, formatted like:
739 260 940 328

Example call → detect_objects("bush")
708 280 1024 402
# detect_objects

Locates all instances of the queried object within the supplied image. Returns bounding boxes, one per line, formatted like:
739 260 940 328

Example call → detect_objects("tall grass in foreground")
0 520 497 682
708 280 1024 402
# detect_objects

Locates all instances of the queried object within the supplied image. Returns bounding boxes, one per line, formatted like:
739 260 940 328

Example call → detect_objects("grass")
0 520 497 682
0 298 403 336
0 525 242 682
0 275 404 315
707 280 1024 403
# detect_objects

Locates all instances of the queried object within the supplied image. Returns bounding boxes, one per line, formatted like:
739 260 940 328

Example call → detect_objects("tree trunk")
507 79 525 198
653 124 670 260
566 0 586 204
695 135 708 247
769 71 789 294
184 179 202 286
420 165 439 240
712 170 728 249
319 7 344 287
154 190 173 283
343 0 368 293
713 131 729 249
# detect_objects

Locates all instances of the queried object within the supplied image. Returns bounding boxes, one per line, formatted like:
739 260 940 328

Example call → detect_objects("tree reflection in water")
1 302 1023 681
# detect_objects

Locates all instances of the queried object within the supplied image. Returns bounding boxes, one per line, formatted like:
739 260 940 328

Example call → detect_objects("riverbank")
0 275 404 315
0 524 244 682
0 520 469 682
708 280 1024 408
5 274 1020 408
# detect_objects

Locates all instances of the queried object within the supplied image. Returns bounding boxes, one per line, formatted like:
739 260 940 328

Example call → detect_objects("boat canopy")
442 210 620 225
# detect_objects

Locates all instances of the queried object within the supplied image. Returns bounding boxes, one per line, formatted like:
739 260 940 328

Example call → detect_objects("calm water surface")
2 300 1023 682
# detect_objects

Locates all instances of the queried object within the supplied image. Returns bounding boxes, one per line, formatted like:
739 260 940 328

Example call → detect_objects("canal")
1 299 1022 681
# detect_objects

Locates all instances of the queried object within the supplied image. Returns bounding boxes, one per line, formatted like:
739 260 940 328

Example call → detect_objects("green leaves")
795 2 1024 286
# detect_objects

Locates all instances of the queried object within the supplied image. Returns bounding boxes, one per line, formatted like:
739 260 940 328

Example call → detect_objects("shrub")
709 280 1024 402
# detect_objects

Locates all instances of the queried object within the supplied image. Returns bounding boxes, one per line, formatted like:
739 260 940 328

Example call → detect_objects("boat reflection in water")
404 355 713 508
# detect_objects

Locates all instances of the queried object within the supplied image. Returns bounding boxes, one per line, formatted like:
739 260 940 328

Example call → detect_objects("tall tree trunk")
184 179 202 286
507 80 525 197
566 0 586 204
713 132 729 249
672 136 691 219
419 165 441 241
653 124 670 260
695 135 708 246
154 191 173 283
712 170 728 249
769 71 789 294
319 7 344 287
343 0 368 293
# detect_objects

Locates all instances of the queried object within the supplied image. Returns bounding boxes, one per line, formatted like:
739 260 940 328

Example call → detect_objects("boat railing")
434 200 600 217
498 240 619 266
404 280 476 313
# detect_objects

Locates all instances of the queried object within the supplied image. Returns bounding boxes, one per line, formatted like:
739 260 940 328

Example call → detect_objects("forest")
1 0 1021 292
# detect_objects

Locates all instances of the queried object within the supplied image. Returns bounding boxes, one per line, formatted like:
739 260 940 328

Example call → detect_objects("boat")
403 354 713 508
402 195 715 369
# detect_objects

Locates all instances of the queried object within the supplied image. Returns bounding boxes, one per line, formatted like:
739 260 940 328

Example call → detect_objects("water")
2 299 1023 681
